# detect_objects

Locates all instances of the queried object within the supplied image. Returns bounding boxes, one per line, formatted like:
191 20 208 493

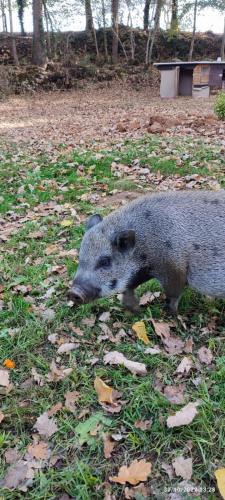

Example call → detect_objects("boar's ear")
86 214 103 231
112 230 136 253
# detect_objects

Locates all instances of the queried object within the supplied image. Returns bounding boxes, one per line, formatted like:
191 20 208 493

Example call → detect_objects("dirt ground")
0 82 223 152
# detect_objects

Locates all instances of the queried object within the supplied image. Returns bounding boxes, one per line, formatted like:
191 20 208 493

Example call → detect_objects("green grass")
0 135 225 499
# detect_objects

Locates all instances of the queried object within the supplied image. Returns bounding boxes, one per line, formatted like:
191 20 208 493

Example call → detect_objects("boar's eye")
96 255 112 270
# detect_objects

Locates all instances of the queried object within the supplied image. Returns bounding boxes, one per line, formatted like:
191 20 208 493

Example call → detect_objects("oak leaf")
215 468 225 499
132 321 150 345
110 459 152 485
167 402 199 428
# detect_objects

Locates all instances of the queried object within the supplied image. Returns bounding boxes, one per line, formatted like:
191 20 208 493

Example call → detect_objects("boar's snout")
68 278 101 304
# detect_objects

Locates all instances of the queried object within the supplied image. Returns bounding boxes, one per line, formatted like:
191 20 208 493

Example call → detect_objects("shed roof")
154 61 225 68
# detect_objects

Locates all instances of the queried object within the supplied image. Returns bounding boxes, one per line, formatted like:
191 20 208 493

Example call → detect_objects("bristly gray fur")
70 190 225 313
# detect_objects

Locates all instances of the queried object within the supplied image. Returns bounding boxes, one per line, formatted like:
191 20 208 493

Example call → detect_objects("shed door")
160 67 179 98
179 69 193 96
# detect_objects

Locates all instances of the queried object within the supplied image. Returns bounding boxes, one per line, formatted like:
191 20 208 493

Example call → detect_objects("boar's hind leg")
122 289 140 313
163 268 187 315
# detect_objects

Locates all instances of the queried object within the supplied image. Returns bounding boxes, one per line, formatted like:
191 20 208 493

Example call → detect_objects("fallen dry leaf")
0 410 5 423
57 343 79 354
31 367 45 387
145 346 161 355
132 321 150 345
65 391 80 413
41 308 55 322
163 384 186 404
167 402 199 428
124 483 150 499
0 369 10 387
110 459 152 485
47 402 63 417
103 351 147 376
99 311 111 322
172 456 193 480
100 402 123 414
1 460 32 490
46 360 73 382
161 462 174 479
34 412 58 438
94 377 114 404
139 291 161 306
68 324 84 336
197 346 213 365
184 337 194 354
134 419 152 431
81 316 96 327
5 448 22 465
162 334 185 355
175 357 193 375
48 334 58 344
45 244 58 256
151 320 171 339
215 468 225 499
103 434 116 459
60 219 73 227
27 442 50 460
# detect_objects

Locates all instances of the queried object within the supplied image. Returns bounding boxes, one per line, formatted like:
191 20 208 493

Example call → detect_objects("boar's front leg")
122 288 140 313
163 266 187 315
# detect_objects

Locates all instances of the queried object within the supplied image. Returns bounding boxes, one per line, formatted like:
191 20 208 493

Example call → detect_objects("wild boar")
69 190 225 313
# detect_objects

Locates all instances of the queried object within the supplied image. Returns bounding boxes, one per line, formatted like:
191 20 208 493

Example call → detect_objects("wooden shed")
154 61 225 98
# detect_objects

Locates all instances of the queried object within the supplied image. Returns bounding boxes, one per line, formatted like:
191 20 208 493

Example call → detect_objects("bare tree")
188 0 198 61
221 16 225 60
8 0 19 65
147 0 163 64
85 0 94 35
170 0 178 30
101 0 108 58
112 0 119 63
143 0 151 30
32 0 46 66
0 0 7 31
16 0 26 35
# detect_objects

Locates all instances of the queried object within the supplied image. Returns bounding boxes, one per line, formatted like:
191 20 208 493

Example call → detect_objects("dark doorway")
179 69 193 96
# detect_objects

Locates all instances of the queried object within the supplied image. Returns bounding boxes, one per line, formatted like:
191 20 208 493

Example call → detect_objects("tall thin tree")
188 0 198 61
85 0 94 35
112 0 119 63
221 16 225 60
0 0 7 31
32 0 46 66
170 0 178 30
143 0 151 30
147 0 163 64
8 0 19 65
101 0 108 58
16 0 26 35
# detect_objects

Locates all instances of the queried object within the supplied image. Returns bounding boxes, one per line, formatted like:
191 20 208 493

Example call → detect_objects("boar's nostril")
68 287 86 303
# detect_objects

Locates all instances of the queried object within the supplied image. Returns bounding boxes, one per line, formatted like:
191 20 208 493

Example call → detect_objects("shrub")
214 90 225 120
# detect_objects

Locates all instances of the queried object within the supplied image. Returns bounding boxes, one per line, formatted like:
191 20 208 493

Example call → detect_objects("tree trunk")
85 0 93 35
17 0 25 35
148 0 163 65
143 0 151 30
170 0 178 30
32 0 46 66
112 0 119 63
43 0 51 58
8 0 19 65
188 0 198 62
221 16 225 61
101 0 108 58
1 0 7 31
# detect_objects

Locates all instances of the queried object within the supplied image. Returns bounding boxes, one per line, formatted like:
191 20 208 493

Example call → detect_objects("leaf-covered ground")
0 95 225 499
